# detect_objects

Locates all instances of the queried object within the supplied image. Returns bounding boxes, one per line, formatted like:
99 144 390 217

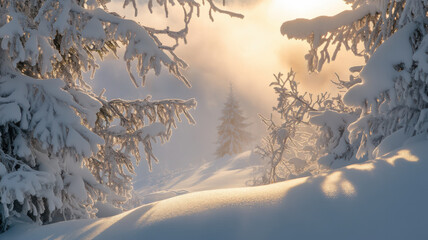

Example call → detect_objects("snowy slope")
134 151 263 204
4 139 428 240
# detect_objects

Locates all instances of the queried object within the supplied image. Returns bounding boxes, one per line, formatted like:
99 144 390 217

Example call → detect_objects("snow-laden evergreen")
215 85 251 158
0 0 242 232
281 0 428 161
310 108 363 169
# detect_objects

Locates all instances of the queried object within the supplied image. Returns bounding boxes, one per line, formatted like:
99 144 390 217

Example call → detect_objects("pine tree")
215 85 251 158
0 0 242 232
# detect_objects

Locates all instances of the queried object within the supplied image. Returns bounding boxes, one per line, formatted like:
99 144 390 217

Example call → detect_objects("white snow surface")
3 140 428 239
372 128 410 158
94 202 123 218
81 17 106 40
135 151 262 204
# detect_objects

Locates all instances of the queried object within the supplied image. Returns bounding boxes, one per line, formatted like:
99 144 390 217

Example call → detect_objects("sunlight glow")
269 0 350 20
346 163 375 171
382 149 419 166
321 172 356 198
77 214 126 239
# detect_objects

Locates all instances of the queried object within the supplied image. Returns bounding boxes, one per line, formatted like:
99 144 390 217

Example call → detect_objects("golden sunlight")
383 150 419 166
321 172 356 198
269 0 350 20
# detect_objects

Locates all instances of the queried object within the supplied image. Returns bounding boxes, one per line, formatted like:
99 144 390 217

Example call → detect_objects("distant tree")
0 0 242 232
216 85 251 158
281 0 428 160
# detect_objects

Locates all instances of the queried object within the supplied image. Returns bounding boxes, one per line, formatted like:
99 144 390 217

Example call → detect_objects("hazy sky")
89 0 362 179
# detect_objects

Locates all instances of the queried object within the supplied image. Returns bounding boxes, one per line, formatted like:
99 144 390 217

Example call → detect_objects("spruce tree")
215 85 251 158
0 0 242 232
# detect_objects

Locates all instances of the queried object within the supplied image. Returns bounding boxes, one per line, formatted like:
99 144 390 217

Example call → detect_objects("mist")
89 0 361 179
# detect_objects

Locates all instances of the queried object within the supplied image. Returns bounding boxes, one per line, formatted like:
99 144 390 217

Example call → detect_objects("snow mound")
4 140 428 239
94 202 123 218
134 151 263 204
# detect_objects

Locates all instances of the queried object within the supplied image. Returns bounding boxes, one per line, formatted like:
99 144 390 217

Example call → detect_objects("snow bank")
94 202 123 218
4 140 428 239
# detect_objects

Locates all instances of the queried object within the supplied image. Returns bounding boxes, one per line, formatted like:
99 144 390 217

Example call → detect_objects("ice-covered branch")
3 0 242 89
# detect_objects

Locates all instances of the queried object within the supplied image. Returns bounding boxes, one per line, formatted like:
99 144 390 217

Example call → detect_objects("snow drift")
135 151 262 204
3 139 428 239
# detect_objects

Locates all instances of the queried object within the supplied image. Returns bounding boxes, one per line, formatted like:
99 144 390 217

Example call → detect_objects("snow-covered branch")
87 96 196 204
257 69 360 183
280 0 428 72
281 0 428 160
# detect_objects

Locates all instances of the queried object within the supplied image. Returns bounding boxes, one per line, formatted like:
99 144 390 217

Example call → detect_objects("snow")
3 0 428 238
372 128 410 158
106 125 126 135
274 128 288 144
0 169 61 215
344 23 417 106
67 89 102 128
288 157 306 170
413 33 428 77
135 151 263 204
0 16 24 39
64 175 88 202
139 123 166 139
0 162 6 177
94 202 123 218
281 3 379 47
0 102 21 125
4 140 428 239
52 0 71 34
310 109 348 130
81 17 106 40
310 109 361 168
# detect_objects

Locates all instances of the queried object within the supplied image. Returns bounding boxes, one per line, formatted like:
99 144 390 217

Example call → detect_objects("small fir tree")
215 85 251 158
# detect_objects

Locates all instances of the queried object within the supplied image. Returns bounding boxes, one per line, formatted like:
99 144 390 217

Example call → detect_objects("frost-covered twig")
256 69 357 184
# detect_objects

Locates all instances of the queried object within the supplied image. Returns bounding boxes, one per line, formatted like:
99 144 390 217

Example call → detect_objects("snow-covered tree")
281 0 428 160
256 71 326 183
256 70 359 184
215 85 251 158
309 107 362 170
0 0 242 232
304 74 363 169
